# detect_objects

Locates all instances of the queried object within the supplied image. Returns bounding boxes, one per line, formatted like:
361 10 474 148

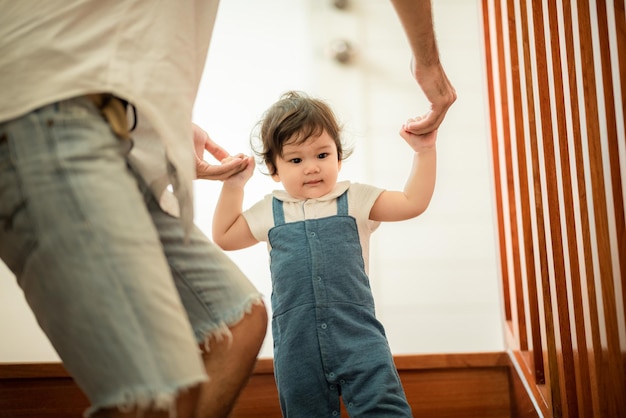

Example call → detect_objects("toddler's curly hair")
251 90 352 176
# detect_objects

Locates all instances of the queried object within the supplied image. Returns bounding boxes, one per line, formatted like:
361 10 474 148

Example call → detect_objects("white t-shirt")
243 181 384 273
0 0 220 232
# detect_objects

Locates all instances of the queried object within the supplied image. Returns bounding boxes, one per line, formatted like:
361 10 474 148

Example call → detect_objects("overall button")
320 323 327 329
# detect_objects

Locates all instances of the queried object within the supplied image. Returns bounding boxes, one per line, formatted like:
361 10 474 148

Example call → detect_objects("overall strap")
336 191 349 216
272 197 286 226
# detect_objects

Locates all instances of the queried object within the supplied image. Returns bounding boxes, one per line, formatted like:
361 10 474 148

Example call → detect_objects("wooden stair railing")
481 0 626 417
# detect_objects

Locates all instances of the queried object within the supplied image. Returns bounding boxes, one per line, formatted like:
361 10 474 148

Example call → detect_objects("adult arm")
389 0 457 134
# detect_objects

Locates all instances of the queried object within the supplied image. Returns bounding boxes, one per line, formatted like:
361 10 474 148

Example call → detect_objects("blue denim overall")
268 191 412 417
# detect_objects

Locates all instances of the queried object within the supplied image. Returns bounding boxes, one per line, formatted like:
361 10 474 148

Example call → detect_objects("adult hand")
388 0 456 135
193 123 250 180
406 58 457 136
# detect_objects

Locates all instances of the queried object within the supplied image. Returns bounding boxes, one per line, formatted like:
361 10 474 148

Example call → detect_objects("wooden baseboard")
0 352 543 417
0 363 89 418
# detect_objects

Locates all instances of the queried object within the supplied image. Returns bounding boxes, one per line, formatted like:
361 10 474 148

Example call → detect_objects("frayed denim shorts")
0 96 263 416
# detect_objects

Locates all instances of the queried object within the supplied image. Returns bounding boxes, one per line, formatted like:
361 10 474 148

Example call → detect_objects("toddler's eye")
317 153 329 159
290 158 302 164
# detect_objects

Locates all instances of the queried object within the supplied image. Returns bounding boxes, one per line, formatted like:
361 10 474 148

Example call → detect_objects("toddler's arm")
369 116 437 222
212 159 259 251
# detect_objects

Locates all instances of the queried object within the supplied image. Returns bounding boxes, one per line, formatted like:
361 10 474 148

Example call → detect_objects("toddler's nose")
304 162 320 174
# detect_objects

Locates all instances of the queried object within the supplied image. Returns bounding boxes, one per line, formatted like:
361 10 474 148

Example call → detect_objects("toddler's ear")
268 164 281 182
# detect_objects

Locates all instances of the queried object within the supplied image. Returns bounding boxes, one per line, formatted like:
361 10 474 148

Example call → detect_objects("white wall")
193 0 504 357
0 0 504 362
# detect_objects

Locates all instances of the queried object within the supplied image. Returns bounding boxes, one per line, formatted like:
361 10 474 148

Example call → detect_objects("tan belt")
87 93 132 140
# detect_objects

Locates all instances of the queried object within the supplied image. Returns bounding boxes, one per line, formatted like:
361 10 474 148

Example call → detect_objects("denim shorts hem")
85 375 207 417
198 294 265 351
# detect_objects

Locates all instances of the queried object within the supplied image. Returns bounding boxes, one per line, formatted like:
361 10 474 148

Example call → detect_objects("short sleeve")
242 194 274 242
347 182 384 232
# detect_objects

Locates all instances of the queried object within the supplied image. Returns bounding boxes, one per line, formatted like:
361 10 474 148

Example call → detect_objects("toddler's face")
271 131 342 200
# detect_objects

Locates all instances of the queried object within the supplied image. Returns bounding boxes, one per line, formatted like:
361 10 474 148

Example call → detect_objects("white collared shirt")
243 181 384 273
0 0 220 233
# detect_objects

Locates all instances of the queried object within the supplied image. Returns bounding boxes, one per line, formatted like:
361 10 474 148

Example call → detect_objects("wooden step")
0 352 541 417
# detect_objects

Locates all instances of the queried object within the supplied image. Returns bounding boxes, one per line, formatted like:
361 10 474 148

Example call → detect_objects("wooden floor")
0 352 541 418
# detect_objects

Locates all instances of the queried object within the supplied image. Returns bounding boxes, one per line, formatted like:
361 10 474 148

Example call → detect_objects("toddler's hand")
222 155 255 186
400 116 437 153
